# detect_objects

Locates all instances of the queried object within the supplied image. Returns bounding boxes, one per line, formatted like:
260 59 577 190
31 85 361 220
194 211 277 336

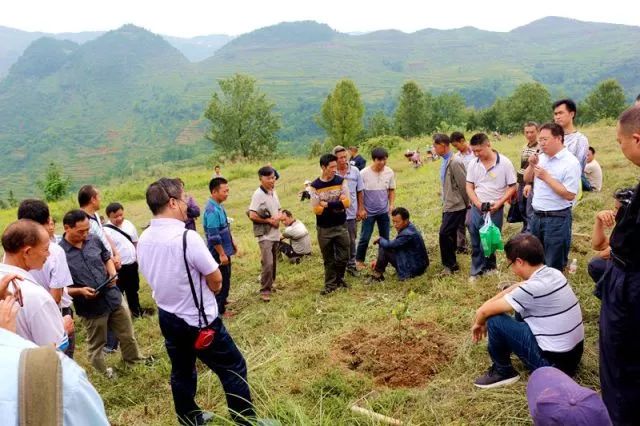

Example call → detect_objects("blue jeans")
158 309 254 425
468 206 504 276
529 210 572 272
487 314 549 376
355 213 390 262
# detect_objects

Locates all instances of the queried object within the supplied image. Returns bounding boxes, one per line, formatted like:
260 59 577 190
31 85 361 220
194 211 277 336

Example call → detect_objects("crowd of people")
0 99 639 425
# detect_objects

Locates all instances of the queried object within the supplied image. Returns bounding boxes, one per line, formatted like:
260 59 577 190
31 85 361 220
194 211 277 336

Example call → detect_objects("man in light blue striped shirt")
471 233 584 389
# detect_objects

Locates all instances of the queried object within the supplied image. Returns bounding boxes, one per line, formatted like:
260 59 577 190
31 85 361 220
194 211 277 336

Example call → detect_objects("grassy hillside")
1 18 639 200
0 122 636 424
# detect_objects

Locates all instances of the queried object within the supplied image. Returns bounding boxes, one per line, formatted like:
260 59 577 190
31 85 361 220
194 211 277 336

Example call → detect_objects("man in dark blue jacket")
368 207 429 282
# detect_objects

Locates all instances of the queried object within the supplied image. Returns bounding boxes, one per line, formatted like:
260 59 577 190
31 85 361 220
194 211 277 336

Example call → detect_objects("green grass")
0 123 636 425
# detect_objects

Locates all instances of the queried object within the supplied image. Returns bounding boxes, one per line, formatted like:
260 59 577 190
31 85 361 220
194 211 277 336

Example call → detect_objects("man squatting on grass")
471 233 584 389
137 178 254 426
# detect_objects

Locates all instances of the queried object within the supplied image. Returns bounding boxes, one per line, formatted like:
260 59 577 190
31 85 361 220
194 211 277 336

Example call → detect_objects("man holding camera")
138 178 254 426
466 133 517 282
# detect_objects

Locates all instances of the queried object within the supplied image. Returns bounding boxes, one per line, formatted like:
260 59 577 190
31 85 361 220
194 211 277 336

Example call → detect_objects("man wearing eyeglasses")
138 177 255 426
523 122 581 272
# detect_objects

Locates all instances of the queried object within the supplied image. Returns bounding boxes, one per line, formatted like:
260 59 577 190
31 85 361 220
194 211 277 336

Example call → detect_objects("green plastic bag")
479 212 504 257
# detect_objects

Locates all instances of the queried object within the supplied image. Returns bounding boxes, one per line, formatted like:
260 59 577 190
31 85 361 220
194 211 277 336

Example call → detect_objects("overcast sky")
2 0 636 37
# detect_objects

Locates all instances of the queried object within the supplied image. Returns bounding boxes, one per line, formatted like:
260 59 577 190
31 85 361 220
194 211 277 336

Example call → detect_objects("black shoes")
473 365 519 389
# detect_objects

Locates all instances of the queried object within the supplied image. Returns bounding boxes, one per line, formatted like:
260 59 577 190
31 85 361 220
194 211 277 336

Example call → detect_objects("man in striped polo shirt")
471 233 584 388
309 153 351 295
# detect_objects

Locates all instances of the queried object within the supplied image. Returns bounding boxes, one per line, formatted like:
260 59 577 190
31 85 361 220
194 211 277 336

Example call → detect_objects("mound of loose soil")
335 321 453 388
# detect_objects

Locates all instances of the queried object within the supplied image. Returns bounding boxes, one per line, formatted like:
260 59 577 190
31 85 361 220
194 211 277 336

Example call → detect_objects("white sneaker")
105 367 115 379
468 275 479 283
484 269 498 277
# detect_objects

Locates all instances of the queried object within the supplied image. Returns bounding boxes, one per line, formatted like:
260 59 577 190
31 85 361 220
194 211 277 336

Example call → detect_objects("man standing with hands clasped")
524 123 581 272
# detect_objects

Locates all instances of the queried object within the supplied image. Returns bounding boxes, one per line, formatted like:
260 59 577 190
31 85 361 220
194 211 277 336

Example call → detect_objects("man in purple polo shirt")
137 177 254 426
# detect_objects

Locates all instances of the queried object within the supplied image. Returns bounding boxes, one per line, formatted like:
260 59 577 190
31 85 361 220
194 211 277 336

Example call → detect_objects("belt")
534 207 571 218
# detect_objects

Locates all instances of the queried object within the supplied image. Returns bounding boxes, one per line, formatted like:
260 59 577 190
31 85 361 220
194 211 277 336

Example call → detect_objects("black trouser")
596 260 640 425
374 245 397 274
213 253 232 315
158 309 254 425
439 209 466 270
61 306 75 359
118 262 141 317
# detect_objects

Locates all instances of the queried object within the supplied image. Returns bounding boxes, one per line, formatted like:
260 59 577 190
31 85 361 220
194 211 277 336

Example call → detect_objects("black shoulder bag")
183 230 215 350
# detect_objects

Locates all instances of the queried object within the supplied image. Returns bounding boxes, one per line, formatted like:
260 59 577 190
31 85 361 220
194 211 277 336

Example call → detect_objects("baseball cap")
527 367 611 426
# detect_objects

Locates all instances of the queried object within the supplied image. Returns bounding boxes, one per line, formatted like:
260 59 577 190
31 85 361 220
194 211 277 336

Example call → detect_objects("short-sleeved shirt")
584 159 603 192
104 219 138 265
360 166 396 215
248 186 281 242
137 218 219 327
0 328 110 425
310 175 350 228
336 165 363 220
0 264 68 351
532 148 581 212
203 198 234 257
518 142 539 183
456 148 475 168
86 212 113 256
60 235 122 318
610 182 640 266
504 266 584 352
563 132 589 171
466 152 517 203
29 241 74 309
282 220 312 255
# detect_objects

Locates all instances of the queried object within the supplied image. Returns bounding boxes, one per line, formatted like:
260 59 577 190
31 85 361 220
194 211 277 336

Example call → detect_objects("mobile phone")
94 274 118 294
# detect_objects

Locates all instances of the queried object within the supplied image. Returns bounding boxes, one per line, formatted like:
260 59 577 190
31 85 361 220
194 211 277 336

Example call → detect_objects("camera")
481 202 492 213
194 328 215 350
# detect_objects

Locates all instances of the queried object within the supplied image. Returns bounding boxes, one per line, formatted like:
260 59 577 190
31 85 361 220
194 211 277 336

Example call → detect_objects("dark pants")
317 225 350 290
596 262 640 425
582 174 593 192
346 219 357 269
529 209 572 272
118 262 141 317
213 254 232 315
356 213 390 262
61 306 75 359
588 256 608 284
517 184 534 232
456 208 470 251
158 309 254 425
468 206 504 276
258 240 278 293
439 209 466 270
374 245 397 274
487 314 582 377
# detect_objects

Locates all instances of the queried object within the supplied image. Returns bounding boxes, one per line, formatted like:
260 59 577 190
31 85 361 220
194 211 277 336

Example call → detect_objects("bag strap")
104 223 133 243
19 346 62 426
182 230 209 328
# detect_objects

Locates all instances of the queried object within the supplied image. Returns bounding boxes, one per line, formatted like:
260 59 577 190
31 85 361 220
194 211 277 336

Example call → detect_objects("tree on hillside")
431 93 467 130
7 190 18 208
367 110 392 137
394 81 428 138
504 82 551 132
581 79 627 123
204 73 281 159
38 162 71 202
317 79 365 147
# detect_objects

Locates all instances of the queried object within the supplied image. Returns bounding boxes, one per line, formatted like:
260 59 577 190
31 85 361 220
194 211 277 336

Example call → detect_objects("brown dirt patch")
335 321 453 388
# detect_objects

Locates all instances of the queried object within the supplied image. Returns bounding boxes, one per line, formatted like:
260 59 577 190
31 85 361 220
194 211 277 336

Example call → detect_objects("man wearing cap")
333 145 364 276
527 367 611 426
595 105 640 425
471 233 584 388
